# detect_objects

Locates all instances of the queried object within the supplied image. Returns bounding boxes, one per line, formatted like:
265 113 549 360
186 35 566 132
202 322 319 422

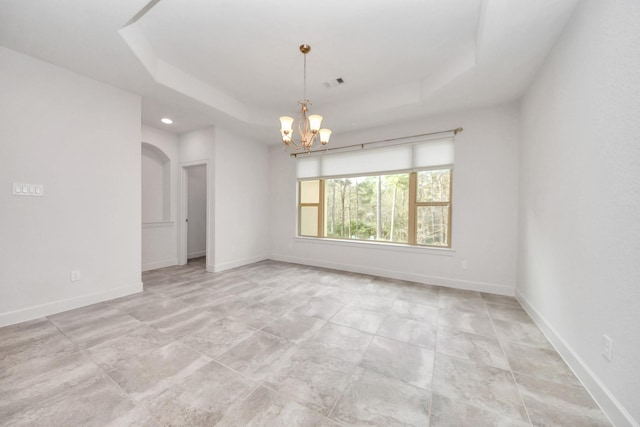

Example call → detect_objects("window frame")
297 179 324 237
297 168 452 248
409 169 453 247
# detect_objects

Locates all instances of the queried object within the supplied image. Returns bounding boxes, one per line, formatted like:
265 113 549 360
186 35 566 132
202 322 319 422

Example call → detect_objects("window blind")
296 137 454 179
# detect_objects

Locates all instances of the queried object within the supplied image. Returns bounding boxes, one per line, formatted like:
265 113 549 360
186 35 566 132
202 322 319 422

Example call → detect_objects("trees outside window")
299 169 451 248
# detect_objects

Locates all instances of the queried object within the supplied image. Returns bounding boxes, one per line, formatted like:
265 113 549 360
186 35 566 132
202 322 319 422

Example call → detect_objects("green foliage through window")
325 174 409 243
298 169 452 248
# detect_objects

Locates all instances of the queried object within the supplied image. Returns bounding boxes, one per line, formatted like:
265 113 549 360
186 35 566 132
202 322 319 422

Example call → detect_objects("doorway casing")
178 160 213 271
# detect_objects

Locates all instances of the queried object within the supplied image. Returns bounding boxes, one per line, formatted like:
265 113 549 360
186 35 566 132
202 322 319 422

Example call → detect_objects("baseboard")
187 250 206 259
516 291 638 427
142 258 178 272
0 282 143 328
212 255 269 273
269 253 514 296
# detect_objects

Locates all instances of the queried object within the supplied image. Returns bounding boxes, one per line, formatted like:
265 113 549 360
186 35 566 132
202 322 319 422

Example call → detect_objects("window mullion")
408 172 417 245
318 180 325 237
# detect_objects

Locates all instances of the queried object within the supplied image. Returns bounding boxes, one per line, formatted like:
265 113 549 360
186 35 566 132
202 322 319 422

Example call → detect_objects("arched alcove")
142 142 171 222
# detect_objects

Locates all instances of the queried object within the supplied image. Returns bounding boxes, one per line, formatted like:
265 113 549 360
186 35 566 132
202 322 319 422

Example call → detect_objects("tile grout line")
427 289 444 426
484 297 534 426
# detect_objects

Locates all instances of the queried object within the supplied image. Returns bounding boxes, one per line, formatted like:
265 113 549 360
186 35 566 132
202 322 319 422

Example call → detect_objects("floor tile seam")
99 336 209 378
430 391 530 426
500 336 588 389
203 356 263 388
369 306 390 336
500 338 559 353
97 358 163 426
357 352 435 395
83 327 182 370
358 365 434 398
436 322 502 343
46 316 81 348
432 345 514 373
327 317 381 336
385 310 439 324
314 299 349 323
353 325 377 369
509 368 586 390
481 296 521 307
259 319 329 345
254 323 301 342
427 304 442 426
373 326 435 351
209 382 265 427
175 327 259 360
259 382 349 427
324 366 367 424
113 354 214 405
483 298 534 426
435 303 488 317
62 338 164 422
433 334 532 425
180 317 268 358
261 378 338 421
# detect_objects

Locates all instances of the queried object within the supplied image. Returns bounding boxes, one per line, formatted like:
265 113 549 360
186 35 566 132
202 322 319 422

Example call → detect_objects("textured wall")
518 1 640 424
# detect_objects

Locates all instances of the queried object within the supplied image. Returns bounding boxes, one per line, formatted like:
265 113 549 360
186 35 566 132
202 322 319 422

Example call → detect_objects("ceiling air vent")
325 78 345 88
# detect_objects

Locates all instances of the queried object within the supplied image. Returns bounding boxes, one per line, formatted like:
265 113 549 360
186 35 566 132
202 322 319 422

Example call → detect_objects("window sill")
293 236 455 256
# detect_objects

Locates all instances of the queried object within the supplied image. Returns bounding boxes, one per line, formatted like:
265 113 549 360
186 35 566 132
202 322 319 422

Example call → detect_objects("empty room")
1 0 638 426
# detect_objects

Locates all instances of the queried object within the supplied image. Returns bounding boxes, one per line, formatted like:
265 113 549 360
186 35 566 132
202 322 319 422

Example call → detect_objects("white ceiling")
0 0 579 143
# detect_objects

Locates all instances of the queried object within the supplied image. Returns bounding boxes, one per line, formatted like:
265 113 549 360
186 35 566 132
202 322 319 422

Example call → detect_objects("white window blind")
296 137 454 179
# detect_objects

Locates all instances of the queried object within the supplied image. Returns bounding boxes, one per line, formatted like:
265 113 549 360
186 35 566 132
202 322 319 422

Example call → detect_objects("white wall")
178 126 269 272
0 47 142 326
518 1 640 425
141 125 179 271
187 164 207 258
213 126 269 271
269 104 520 295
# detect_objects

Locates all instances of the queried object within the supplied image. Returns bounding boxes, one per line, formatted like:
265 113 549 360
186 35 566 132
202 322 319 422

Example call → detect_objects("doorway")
179 163 208 268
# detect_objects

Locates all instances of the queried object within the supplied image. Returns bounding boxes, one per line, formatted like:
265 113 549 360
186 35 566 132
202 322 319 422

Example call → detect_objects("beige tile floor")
0 258 611 426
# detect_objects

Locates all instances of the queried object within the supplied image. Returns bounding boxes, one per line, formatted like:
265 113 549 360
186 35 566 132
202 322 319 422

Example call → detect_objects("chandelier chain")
303 50 307 101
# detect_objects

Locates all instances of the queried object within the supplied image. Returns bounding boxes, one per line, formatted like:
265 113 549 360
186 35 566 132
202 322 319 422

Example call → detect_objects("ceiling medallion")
279 44 331 151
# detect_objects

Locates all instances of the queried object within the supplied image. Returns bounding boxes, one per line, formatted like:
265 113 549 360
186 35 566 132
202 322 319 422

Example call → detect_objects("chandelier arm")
284 138 302 150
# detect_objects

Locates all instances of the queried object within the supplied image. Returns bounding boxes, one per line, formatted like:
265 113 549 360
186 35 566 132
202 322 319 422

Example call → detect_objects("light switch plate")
13 183 44 197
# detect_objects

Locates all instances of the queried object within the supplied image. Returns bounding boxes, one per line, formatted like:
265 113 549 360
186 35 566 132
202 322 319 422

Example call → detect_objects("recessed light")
161 118 173 124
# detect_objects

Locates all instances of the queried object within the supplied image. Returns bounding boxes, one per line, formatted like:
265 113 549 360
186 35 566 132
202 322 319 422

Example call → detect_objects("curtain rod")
290 127 463 158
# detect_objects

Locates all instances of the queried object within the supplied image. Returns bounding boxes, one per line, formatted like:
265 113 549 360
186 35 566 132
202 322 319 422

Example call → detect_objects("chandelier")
279 44 331 151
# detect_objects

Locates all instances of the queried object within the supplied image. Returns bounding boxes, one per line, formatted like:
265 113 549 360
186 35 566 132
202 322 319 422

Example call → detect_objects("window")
325 173 410 243
298 180 322 237
296 136 454 248
298 169 452 248
414 169 451 246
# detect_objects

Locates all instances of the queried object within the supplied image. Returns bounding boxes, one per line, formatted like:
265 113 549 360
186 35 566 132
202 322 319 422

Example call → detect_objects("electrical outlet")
70 270 81 282
602 334 613 362
461 260 468 270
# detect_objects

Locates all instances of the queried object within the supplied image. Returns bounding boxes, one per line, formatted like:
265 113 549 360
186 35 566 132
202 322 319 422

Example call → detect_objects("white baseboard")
269 253 514 296
142 258 178 272
212 255 269 273
0 282 143 328
517 291 638 427
187 250 206 259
